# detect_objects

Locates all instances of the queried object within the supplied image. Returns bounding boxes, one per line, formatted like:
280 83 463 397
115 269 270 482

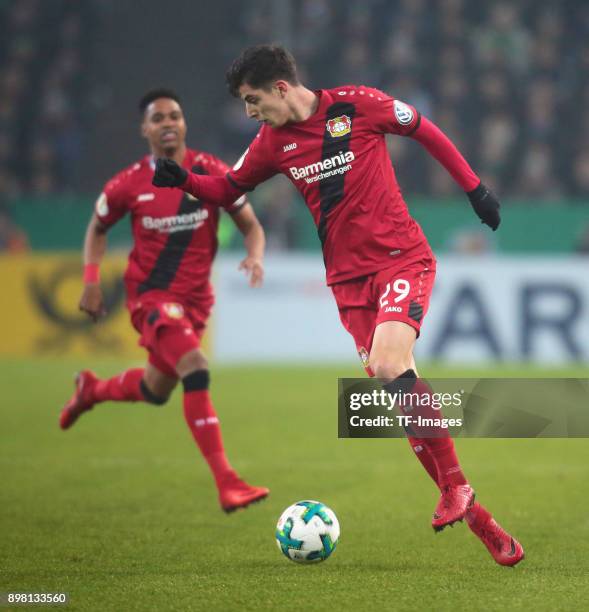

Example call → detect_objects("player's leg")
413 355 523 563
142 357 179 402
334 271 522 561
400 359 491 504
59 358 175 430
332 277 452 491
59 298 180 430
465 502 524 566
368 256 478 530
370 320 474 530
152 321 268 512
333 269 470 528
172 344 234 484
368 319 416 379
401 356 441 484
408 358 524 564
90 354 176 404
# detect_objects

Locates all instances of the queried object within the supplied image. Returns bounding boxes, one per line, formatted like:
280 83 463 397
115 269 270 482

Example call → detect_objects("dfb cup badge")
327 115 352 137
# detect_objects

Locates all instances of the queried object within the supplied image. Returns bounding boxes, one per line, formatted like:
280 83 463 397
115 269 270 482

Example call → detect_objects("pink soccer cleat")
218 472 269 513
468 514 525 567
432 484 475 532
59 370 98 430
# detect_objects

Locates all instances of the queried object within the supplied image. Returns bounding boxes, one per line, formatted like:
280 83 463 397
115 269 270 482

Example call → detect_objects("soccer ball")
275 500 340 563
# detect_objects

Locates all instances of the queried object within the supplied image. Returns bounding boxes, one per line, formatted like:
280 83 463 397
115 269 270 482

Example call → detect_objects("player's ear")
140 118 149 139
274 80 288 98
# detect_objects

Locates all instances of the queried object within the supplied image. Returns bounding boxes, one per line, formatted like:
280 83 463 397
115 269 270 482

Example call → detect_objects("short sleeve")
227 128 278 192
95 173 130 227
357 86 421 136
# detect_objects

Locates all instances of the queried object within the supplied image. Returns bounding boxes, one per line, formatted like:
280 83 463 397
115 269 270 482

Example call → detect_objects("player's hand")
238 257 264 288
79 284 106 322
152 158 188 187
467 182 501 231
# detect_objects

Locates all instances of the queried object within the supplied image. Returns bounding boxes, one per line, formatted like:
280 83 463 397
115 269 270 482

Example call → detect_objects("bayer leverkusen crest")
163 302 184 319
358 346 370 368
326 115 352 137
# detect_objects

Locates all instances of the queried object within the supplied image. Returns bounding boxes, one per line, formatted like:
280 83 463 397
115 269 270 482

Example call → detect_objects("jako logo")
289 150 355 182
283 143 297 152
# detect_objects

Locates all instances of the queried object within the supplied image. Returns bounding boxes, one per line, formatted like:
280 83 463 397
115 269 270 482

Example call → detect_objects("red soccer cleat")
432 484 475 532
468 515 525 567
218 472 269 513
59 370 98 430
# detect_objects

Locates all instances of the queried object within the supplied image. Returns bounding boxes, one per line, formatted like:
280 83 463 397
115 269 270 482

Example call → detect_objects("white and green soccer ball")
275 500 340 563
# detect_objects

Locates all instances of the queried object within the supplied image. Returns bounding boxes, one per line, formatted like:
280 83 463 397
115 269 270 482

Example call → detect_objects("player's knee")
370 359 413 381
152 324 204 377
176 349 208 378
139 379 169 406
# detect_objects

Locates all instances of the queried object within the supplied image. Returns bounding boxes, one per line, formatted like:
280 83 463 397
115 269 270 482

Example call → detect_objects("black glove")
467 182 501 231
152 158 188 187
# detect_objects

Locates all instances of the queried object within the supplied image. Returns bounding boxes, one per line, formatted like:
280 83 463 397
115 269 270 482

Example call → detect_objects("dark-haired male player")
153 46 524 564
60 88 269 513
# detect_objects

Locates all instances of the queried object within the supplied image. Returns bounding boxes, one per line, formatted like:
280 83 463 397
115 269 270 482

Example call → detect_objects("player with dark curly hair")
60 88 269 513
153 46 522 565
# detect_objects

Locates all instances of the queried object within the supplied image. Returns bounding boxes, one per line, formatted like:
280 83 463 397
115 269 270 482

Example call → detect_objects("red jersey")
225 86 476 285
96 148 245 301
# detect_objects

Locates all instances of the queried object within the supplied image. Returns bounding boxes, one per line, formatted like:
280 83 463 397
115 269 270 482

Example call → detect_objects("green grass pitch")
1 358 588 611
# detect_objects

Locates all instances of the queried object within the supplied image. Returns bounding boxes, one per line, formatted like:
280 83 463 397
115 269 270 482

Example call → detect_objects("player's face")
141 98 187 155
239 83 290 128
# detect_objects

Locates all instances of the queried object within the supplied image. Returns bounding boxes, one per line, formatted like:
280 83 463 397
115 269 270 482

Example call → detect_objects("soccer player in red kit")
60 88 269 513
153 47 524 565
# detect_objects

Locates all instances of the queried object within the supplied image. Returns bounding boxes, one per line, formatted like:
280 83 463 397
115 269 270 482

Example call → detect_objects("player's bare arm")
230 203 265 288
79 211 108 322
61 87 270 513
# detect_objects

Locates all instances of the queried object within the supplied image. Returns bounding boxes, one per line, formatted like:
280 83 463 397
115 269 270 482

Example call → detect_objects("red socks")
407 436 439 484
91 368 145 403
408 378 468 487
412 435 494 535
182 370 234 486
424 436 468 487
388 374 469 488
407 436 467 487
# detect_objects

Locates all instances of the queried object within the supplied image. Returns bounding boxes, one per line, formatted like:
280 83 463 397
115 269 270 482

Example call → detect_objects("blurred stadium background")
2 2 589 610
1 0 588 367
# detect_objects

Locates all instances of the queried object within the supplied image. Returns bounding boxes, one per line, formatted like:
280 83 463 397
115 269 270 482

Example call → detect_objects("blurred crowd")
1 0 588 252
221 0 589 201
213 0 589 249
0 0 88 200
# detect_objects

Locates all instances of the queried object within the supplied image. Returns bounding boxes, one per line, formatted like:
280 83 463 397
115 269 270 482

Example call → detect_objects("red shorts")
331 254 436 367
126 290 214 377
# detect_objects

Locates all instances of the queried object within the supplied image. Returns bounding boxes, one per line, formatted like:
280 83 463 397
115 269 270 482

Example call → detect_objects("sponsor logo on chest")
289 150 355 183
142 208 209 233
